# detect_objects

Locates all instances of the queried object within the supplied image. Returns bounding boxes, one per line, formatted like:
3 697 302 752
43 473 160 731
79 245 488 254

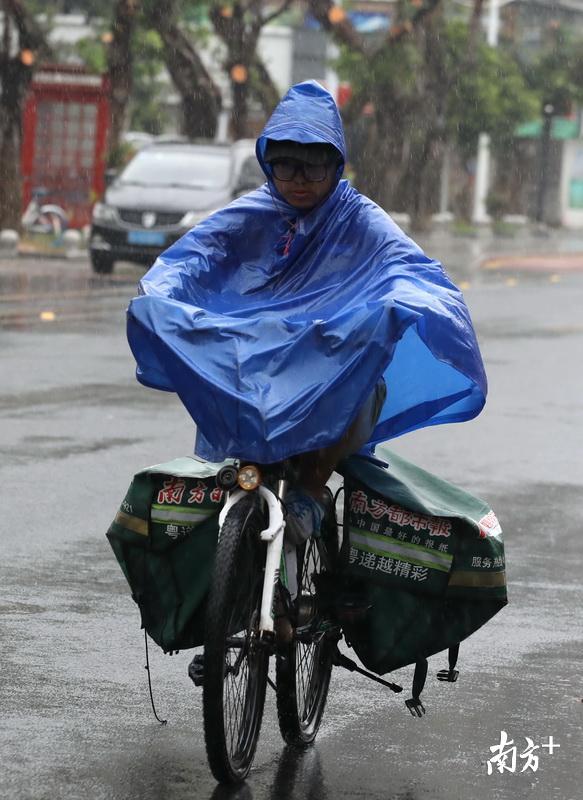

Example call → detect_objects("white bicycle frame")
218 482 287 634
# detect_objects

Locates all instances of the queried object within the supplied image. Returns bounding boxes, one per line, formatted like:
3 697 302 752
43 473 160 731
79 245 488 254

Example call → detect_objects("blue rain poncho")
127 81 487 463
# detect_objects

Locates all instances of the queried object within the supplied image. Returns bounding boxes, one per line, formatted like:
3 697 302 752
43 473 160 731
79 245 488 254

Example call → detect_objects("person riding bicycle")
127 81 486 546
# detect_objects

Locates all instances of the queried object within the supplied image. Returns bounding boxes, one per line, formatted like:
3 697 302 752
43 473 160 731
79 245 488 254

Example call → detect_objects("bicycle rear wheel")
275 535 335 746
202 494 269 783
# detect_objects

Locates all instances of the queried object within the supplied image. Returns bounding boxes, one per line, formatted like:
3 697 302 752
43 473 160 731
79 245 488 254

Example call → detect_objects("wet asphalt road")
0 253 582 800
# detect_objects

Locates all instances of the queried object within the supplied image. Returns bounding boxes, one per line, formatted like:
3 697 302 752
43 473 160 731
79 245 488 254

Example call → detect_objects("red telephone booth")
21 64 110 229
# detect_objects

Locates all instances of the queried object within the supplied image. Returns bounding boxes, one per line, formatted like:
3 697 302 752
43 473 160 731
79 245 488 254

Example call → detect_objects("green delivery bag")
106 457 228 653
334 446 508 677
107 448 507 682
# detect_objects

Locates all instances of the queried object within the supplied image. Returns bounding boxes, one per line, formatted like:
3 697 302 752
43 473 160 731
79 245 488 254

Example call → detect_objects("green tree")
105 0 139 165
444 21 539 159
26 0 115 15
143 0 221 139
445 21 539 220
311 0 538 229
311 0 452 227
523 26 583 113
128 27 169 134
69 0 143 166
0 0 51 229
76 24 169 136
522 26 583 221
208 1 292 139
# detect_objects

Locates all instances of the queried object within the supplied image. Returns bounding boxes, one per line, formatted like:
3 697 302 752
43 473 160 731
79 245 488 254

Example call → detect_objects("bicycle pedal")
405 697 426 717
436 668 459 683
188 654 205 687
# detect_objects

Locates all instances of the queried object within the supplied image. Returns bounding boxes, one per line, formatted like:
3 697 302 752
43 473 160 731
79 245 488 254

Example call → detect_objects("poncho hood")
127 82 487 463
256 79 346 193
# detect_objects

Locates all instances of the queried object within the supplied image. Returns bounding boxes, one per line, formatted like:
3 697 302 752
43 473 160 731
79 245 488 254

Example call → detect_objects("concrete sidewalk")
2 224 583 282
413 226 583 280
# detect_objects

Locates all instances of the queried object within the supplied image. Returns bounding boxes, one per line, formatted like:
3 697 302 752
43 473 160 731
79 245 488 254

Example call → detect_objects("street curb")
481 253 583 272
15 248 88 262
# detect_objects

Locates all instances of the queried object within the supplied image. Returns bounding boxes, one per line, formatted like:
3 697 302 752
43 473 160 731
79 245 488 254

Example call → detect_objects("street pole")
536 103 554 223
472 0 500 224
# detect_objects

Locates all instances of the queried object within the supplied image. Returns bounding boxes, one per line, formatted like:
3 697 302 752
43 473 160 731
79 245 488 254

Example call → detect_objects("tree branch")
385 0 442 43
467 0 485 55
307 0 366 54
249 52 280 113
260 0 295 27
3 0 52 56
106 0 138 160
146 0 221 138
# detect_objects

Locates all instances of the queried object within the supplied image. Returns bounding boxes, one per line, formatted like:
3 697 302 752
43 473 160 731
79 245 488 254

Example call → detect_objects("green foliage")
485 190 509 222
491 220 518 237
451 220 479 238
130 27 169 134
335 16 539 160
523 27 583 114
74 13 169 135
444 22 539 157
107 140 137 169
174 1 212 25
27 0 115 16
75 36 107 73
335 37 422 106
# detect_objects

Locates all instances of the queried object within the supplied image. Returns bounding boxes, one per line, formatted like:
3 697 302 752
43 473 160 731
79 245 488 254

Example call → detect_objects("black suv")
89 140 264 274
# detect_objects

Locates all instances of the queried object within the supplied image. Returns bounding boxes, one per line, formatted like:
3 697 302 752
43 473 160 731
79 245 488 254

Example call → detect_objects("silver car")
89 140 264 274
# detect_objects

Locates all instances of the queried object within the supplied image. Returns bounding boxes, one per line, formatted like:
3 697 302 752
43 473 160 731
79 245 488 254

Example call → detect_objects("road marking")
0 306 122 328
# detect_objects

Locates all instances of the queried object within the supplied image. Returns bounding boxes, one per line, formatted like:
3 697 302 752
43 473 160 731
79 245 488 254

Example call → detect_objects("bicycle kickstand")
332 649 402 694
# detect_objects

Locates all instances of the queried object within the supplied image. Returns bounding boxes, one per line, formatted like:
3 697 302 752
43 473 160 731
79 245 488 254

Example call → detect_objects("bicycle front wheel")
276 536 335 746
202 493 269 783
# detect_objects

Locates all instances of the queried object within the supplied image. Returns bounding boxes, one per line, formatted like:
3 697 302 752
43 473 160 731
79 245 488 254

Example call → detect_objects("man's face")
271 158 336 211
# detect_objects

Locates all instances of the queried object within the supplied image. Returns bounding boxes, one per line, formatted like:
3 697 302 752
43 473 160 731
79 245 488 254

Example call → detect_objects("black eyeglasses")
270 158 332 183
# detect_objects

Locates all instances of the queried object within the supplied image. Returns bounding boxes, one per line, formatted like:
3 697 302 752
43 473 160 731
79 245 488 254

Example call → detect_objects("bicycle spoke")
276 530 334 747
297 640 318 721
224 637 246 755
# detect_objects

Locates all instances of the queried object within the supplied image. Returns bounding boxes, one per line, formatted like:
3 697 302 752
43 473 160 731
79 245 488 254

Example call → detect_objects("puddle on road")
0 601 46 616
1 436 142 465
0 269 139 331
0 270 136 300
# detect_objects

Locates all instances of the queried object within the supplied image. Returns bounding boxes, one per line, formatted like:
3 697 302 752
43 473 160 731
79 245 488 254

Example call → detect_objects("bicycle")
109 436 503 785
21 187 68 238
199 459 341 784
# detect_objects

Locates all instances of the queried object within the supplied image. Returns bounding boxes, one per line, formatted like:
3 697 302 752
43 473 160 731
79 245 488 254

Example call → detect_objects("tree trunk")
0 0 50 229
147 0 221 139
106 0 138 165
307 0 447 223
399 127 444 231
394 14 449 230
0 59 30 229
210 0 290 138
249 55 280 117
231 77 250 139
210 2 253 139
